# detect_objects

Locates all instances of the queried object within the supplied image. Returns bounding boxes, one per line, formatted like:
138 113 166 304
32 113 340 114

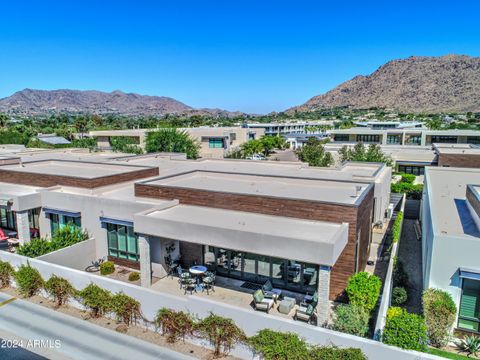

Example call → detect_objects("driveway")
0 292 195 360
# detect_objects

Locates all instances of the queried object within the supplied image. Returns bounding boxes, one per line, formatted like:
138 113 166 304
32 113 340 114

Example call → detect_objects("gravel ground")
396 218 423 314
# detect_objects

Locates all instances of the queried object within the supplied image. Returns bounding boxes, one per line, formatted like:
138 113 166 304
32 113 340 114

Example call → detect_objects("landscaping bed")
0 286 239 360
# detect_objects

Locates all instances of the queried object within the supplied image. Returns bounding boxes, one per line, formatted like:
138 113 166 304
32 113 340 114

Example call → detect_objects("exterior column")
138 234 151 287
316 265 331 326
15 211 30 245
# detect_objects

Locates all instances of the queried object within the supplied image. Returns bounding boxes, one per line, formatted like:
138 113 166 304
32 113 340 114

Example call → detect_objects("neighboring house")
433 143 480 168
0 151 392 325
89 126 265 159
422 167 480 334
330 127 480 147
283 133 329 149
242 121 333 136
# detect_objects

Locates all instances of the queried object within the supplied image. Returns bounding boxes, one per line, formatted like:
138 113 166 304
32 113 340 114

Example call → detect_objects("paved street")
0 292 195 360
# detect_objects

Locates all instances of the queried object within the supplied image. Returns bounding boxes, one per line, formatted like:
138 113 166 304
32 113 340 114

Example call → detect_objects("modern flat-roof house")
433 143 480 168
422 167 480 334
90 126 265 159
242 121 333 136
0 151 391 325
330 127 480 147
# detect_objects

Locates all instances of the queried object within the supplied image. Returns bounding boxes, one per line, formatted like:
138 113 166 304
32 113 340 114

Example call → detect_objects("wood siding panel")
438 154 480 168
0 167 158 188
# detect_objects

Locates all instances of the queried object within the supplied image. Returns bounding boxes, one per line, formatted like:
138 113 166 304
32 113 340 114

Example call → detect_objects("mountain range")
0 89 244 118
1 55 479 116
289 55 480 113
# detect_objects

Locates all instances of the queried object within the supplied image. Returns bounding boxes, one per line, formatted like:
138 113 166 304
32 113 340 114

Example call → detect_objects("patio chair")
294 301 317 324
253 289 274 313
262 280 282 301
184 278 197 295
301 291 318 307
202 276 215 294
0 229 8 242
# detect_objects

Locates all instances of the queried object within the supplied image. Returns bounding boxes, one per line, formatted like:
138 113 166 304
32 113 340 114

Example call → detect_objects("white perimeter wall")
37 238 97 271
0 251 438 360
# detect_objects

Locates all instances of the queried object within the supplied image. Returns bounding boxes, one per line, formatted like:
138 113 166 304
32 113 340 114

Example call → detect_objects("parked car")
246 154 265 161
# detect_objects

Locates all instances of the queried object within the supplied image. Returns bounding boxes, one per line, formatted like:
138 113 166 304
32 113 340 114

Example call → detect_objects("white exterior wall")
39 189 167 260
0 250 439 360
37 238 96 271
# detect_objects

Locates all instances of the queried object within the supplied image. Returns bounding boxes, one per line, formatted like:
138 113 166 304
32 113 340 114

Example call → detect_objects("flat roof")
433 143 480 155
0 182 40 197
426 167 480 238
142 170 370 205
135 204 348 265
0 159 153 179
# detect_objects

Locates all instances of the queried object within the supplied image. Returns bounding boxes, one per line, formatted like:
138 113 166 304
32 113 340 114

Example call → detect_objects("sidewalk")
0 292 195 360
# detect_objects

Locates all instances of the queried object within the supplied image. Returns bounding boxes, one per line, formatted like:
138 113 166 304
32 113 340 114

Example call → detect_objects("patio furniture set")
177 265 216 295
253 280 319 324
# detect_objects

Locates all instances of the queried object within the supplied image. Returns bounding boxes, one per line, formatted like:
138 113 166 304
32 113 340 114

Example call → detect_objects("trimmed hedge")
392 211 404 244
346 271 382 313
332 304 369 337
14 264 44 297
382 307 428 351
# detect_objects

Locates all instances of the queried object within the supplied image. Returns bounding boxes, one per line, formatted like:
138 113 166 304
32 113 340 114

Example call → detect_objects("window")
208 138 224 148
467 137 480 145
356 135 380 143
0 208 16 230
387 135 401 144
405 135 422 145
49 213 81 234
229 133 237 141
334 134 350 142
107 223 139 262
458 279 480 333
398 165 425 176
430 135 458 144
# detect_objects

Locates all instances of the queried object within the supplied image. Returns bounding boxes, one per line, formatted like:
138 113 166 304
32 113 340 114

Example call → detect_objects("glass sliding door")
106 222 139 263
0 208 16 230
203 246 320 293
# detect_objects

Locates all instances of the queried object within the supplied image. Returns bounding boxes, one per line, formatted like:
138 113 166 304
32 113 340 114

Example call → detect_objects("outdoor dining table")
189 265 207 292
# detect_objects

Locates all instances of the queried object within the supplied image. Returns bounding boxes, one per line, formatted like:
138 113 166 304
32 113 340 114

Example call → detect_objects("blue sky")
0 1 479 113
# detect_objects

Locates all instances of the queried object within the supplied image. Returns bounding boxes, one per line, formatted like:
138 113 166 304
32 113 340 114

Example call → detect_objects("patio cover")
134 205 348 266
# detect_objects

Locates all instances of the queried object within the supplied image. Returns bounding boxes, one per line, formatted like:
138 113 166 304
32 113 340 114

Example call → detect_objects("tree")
240 139 263 157
339 143 392 166
0 113 9 128
145 128 200 159
296 137 334 167
259 135 286 157
74 116 89 137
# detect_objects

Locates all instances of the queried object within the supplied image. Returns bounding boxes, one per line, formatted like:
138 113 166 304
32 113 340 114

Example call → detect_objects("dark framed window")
208 138 224 148
0 208 16 230
458 278 480 333
204 245 319 293
405 135 422 145
430 135 458 144
356 135 380 143
387 135 401 144
107 223 139 262
398 165 425 176
49 213 81 234
28 208 40 231
467 137 480 145
334 134 350 142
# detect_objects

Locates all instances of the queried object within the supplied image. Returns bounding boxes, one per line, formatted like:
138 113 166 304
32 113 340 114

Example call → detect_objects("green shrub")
77 283 112 317
392 211 404 243
393 259 409 288
391 286 407 306
382 307 428 351
332 304 369 337
111 292 141 326
249 329 310 360
45 275 76 307
249 329 367 360
100 261 115 275
423 288 457 348
391 182 423 200
14 264 44 297
309 346 367 360
195 313 246 357
154 308 195 343
17 226 88 257
345 271 382 313
128 272 140 282
0 260 15 288
400 173 415 184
